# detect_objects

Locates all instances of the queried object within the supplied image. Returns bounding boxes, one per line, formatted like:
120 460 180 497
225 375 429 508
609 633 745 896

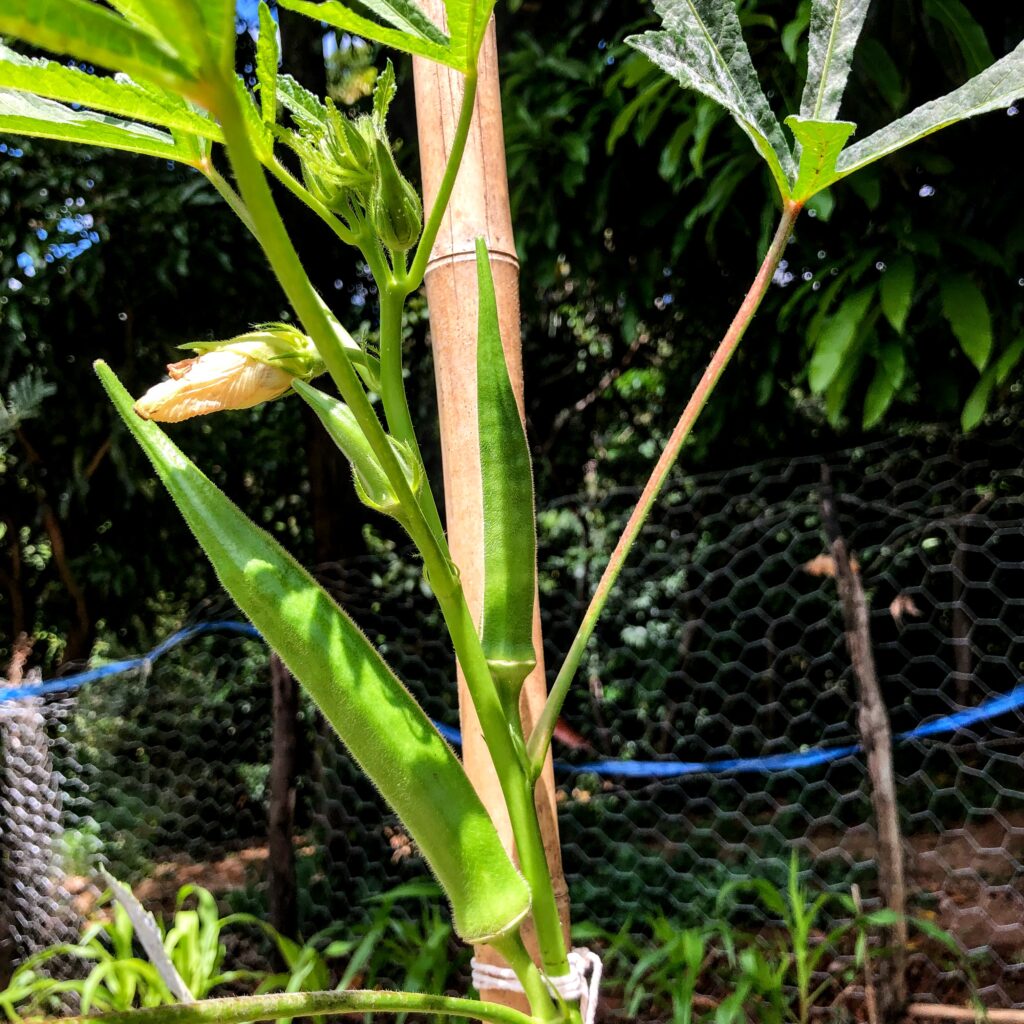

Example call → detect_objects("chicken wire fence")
1 412 1023 1008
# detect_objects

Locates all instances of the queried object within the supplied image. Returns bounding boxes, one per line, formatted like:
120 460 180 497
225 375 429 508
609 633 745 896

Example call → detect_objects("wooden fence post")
412 11 570 1008
268 653 299 941
820 465 908 1019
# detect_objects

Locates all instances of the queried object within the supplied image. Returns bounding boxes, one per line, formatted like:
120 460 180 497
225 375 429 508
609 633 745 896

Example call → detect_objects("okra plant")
0 0 1021 1022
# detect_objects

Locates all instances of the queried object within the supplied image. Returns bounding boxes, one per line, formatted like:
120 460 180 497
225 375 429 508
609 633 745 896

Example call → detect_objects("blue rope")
3 621 1022 780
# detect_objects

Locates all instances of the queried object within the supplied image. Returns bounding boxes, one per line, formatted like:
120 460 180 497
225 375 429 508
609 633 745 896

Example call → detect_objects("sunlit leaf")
941 275 992 371
256 2 280 125
0 88 197 163
444 0 497 71
879 255 915 335
276 74 327 130
361 0 448 46
836 39 1024 180
277 0 456 69
626 0 795 200
785 115 855 200
800 0 872 121
0 0 199 97
0 43 222 141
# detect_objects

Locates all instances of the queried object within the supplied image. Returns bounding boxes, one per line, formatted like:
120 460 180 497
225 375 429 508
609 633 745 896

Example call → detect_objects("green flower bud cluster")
295 61 422 251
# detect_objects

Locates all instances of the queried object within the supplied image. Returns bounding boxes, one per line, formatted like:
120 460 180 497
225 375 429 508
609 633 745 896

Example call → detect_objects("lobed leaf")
800 0 872 122
626 0 796 200
256 2 280 125
836 39 1024 180
0 43 222 141
475 239 538 702
95 361 531 946
785 115 855 200
0 0 199 97
277 0 457 70
360 0 449 46
0 88 198 163
444 0 497 71
276 74 327 131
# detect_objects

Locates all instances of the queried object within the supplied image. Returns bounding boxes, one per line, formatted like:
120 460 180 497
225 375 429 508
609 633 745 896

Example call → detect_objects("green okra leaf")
277 0 457 70
255 2 279 126
0 0 199 98
800 0 873 122
625 0 795 201
834 38 1024 180
0 88 198 164
0 43 222 141
443 0 498 73
475 239 537 700
95 361 531 946
785 115 856 201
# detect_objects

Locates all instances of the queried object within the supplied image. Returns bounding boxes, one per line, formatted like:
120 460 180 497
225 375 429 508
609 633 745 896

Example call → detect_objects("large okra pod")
95 361 531 944
475 239 538 704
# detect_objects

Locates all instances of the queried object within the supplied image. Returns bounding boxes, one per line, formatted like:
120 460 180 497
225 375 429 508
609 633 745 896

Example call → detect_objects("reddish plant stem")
528 199 802 774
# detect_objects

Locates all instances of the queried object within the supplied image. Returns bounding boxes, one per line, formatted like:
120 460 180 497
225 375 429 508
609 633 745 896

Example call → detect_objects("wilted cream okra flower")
133 324 325 422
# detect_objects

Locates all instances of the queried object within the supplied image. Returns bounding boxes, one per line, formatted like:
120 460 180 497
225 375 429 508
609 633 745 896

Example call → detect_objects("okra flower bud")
134 325 324 422
369 138 422 251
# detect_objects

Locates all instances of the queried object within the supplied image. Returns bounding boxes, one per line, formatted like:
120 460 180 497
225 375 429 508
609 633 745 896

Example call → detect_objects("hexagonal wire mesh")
1 414 1022 1008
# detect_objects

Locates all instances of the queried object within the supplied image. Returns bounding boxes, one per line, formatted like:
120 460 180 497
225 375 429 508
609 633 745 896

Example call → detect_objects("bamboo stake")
412 10 569 1007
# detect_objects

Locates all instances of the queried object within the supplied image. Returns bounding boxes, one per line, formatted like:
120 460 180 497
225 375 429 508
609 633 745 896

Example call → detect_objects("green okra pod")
95 361 531 945
474 238 538 705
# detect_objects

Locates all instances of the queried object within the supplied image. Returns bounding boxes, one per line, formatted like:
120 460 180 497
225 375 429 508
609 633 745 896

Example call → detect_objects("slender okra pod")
95 361 531 947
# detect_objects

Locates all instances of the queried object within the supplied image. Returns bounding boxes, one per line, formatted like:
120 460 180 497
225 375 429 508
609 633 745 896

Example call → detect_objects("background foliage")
1 1 1022 675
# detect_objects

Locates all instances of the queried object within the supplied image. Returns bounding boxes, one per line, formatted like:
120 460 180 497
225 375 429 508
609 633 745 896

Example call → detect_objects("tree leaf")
0 0 199 97
941 275 992 371
808 287 874 393
0 87 196 163
94 361 531 946
475 239 537 703
785 115 855 200
277 0 457 70
256 2 280 125
862 341 906 428
0 43 222 141
836 39 1024 180
626 0 795 200
800 0 872 121
879 255 915 334
924 0 994 77
994 337 1024 386
961 366 994 432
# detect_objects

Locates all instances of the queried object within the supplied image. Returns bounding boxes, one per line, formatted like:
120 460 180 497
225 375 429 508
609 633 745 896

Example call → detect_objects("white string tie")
471 948 603 1024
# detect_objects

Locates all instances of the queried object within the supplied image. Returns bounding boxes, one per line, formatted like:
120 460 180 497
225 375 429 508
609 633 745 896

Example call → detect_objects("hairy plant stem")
212 63 573 1010
378 282 447 545
402 68 479 293
48 991 537 1024
527 200 803 776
